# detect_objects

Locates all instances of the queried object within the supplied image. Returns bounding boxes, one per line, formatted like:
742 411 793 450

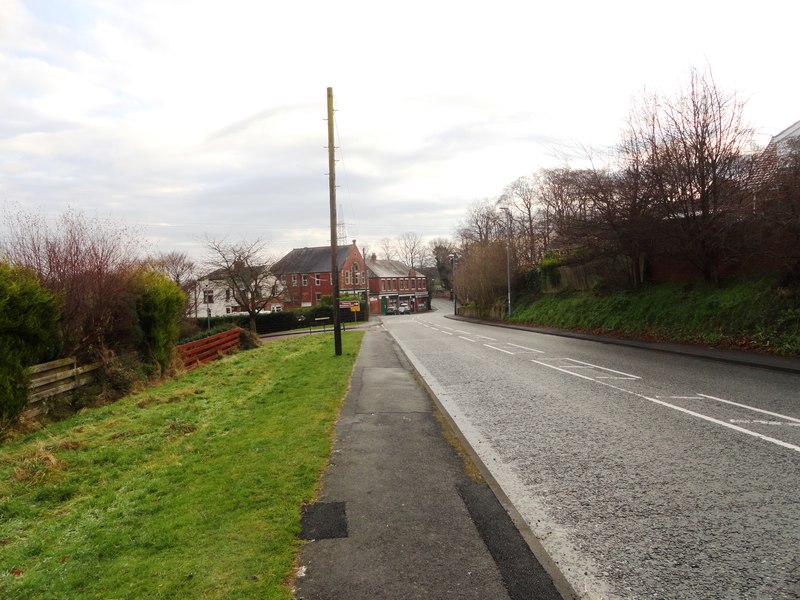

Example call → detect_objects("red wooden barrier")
176 327 242 369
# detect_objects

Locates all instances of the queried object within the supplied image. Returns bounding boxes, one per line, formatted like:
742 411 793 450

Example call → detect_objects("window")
292 275 297 285
315 273 321 285
203 290 214 304
345 270 351 285
411 279 416 290
302 274 308 286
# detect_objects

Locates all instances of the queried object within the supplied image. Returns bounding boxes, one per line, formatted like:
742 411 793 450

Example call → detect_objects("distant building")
196 267 283 318
366 254 428 314
273 241 367 309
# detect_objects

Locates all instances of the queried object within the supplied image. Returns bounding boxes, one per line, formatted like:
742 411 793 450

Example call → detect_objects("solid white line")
531 360 800 453
697 393 800 424
459 336 476 342
532 360 596 381
485 344 514 355
561 358 640 379
507 343 545 354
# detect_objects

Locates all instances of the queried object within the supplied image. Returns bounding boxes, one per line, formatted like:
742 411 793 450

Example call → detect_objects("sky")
1 0 798 264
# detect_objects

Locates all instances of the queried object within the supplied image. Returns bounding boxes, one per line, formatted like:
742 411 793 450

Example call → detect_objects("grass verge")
510 276 800 355
0 331 363 599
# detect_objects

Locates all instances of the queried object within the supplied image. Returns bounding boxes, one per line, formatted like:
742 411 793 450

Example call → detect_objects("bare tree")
457 200 503 247
502 176 543 268
151 251 198 317
378 237 397 261
397 232 429 269
204 238 283 331
428 237 456 290
636 68 754 282
453 240 507 316
2 206 144 356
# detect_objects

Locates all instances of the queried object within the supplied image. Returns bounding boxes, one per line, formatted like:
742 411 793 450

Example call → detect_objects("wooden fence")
26 357 101 414
176 327 242 369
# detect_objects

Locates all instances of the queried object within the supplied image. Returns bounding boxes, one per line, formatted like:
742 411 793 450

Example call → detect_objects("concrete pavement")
294 327 565 600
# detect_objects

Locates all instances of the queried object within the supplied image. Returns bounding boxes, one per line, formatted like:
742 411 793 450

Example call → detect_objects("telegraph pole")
327 87 342 356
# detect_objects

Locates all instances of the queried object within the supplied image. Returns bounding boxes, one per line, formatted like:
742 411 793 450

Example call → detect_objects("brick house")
273 241 368 309
366 254 428 314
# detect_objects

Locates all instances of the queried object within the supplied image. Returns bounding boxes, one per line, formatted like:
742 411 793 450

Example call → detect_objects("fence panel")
176 327 242 369
27 358 101 414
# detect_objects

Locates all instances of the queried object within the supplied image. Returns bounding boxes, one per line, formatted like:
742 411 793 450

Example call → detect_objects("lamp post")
499 206 512 317
448 253 457 315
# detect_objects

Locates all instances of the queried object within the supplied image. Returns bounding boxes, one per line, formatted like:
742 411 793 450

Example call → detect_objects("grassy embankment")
0 331 363 599
509 276 800 355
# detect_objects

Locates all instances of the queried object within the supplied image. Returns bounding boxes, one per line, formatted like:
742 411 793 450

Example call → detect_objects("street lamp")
499 206 512 317
448 253 457 315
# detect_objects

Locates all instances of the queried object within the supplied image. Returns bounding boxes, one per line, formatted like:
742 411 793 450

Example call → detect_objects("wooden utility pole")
327 87 342 356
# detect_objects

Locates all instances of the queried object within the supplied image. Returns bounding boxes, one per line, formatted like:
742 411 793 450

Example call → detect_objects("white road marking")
659 396 705 400
459 336 476 342
697 393 800 424
531 359 800 453
441 331 453 336
484 344 515 355
532 359 596 382
474 335 496 341
507 343 545 354
560 358 641 379
730 419 800 427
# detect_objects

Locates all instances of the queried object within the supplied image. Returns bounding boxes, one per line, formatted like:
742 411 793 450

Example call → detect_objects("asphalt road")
381 301 800 599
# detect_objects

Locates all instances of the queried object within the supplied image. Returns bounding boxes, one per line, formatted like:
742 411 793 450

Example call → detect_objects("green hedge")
193 303 368 335
133 270 185 374
0 263 61 427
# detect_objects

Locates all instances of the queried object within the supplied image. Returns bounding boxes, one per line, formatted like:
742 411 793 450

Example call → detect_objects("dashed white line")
459 336 476 342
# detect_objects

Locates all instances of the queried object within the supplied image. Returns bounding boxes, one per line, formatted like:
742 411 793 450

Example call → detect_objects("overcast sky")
1 0 798 263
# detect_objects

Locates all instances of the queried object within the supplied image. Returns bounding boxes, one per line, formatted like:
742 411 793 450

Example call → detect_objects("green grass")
510 276 800 355
0 331 363 599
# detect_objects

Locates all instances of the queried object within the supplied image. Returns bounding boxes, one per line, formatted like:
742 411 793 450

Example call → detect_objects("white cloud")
1 0 799 261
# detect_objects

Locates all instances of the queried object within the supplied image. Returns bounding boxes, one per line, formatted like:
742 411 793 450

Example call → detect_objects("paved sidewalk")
295 328 563 600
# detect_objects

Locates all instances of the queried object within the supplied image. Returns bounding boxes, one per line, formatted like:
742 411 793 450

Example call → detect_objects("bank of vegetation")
508 275 800 355
0 332 362 599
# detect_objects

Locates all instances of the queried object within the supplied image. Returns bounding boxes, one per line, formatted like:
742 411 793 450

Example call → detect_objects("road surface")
381 302 800 599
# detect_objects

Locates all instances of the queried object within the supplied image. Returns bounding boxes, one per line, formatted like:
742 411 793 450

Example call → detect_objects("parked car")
398 302 409 315
386 305 397 315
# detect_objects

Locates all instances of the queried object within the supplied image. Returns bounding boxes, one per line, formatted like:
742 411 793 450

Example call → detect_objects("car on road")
386 305 397 315
398 302 409 315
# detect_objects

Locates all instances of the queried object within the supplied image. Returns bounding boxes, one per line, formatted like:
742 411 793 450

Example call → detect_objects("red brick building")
273 242 367 309
366 254 428 314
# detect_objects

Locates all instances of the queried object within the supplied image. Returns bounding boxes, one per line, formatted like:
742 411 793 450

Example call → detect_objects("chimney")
371 253 377 262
